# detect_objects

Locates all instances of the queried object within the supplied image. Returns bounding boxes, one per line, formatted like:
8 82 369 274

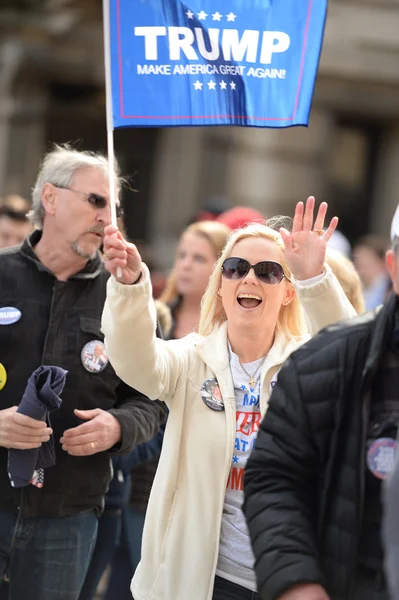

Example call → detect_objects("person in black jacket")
0 145 164 600
243 207 399 600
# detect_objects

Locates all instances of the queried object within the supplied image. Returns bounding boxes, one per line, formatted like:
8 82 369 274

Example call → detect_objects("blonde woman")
159 221 231 338
101 198 356 600
325 249 366 315
98 221 231 600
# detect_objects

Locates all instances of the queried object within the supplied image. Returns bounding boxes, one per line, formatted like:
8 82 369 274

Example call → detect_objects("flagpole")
103 0 122 278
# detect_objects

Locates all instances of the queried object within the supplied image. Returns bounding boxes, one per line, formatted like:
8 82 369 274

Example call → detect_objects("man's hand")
279 584 330 600
0 406 52 449
60 409 122 456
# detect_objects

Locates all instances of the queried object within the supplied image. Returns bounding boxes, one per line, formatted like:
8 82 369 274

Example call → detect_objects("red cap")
216 206 265 231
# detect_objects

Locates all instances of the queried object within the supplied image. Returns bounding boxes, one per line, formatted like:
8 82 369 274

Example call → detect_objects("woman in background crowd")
102 198 356 600
159 220 231 338
353 234 391 309
325 248 365 315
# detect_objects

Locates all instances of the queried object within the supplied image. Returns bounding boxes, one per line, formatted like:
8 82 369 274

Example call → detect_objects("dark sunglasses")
54 186 123 219
221 257 288 285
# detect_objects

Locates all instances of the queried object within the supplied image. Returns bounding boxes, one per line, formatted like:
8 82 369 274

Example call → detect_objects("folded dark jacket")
8 366 67 488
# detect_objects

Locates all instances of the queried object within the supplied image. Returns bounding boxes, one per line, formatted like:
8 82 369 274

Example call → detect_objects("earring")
217 290 222 297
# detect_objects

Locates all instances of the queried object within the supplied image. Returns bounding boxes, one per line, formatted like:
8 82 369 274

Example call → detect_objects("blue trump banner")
109 0 328 128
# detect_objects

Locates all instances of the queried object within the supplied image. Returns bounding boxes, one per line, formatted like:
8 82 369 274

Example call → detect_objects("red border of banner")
116 0 313 122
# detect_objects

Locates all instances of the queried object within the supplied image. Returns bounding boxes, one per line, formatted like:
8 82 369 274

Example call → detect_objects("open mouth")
237 293 262 309
177 277 192 286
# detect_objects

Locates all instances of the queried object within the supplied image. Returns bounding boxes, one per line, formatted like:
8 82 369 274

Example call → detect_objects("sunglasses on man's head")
221 257 288 285
54 186 123 219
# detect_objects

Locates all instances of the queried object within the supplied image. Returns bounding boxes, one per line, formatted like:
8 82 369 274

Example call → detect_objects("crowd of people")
0 144 398 600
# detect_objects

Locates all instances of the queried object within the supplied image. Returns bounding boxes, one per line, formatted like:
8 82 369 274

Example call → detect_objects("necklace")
239 357 266 388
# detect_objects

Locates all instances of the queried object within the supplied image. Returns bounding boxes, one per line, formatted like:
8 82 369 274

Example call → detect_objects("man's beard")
71 241 97 260
71 227 104 260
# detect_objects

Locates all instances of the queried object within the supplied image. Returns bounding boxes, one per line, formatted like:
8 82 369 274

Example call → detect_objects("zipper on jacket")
18 486 24 520
41 281 66 366
348 376 372 598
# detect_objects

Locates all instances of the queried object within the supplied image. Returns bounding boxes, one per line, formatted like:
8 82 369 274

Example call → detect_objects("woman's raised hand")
103 224 143 285
280 197 338 281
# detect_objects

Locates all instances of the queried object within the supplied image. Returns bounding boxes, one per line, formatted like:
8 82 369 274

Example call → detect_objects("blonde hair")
325 249 366 315
160 221 231 304
199 223 304 338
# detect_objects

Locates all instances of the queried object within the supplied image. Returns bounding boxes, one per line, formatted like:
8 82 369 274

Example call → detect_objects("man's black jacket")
0 231 164 518
243 293 398 600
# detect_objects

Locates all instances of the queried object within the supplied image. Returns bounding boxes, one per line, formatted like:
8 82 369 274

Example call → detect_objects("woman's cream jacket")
101 264 356 600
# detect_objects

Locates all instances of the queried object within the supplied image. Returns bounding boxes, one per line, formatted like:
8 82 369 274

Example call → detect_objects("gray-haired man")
0 145 164 600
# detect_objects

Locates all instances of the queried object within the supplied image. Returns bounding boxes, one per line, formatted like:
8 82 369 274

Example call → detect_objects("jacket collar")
194 322 230 372
19 230 103 280
195 320 307 379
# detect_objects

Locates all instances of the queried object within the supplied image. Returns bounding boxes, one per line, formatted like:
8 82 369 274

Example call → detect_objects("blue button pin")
0 307 21 325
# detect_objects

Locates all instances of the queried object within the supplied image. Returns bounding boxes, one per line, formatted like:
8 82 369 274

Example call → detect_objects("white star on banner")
220 80 227 89
230 81 236 90
212 11 222 21
198 10 208 20
193 80 203 90
186 9 194 19
226 12 237 21
208 80 216 90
